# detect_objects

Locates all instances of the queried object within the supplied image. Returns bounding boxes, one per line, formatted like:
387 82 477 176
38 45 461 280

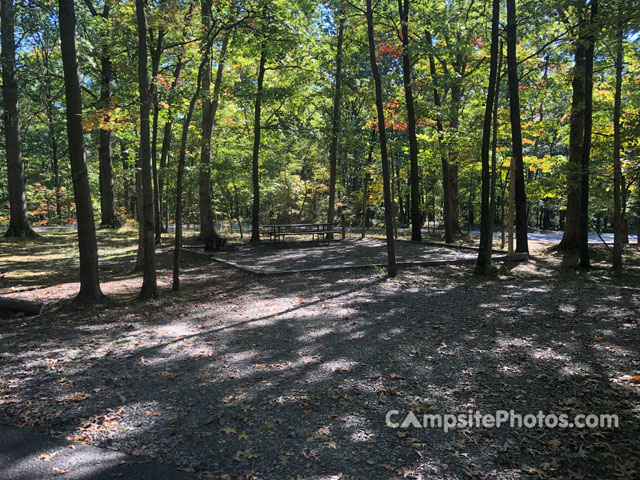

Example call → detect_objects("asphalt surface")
0 425 196 480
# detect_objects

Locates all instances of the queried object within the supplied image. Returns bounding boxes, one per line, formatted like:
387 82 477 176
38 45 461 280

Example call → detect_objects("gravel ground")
209 239 480 273
1 247 640 480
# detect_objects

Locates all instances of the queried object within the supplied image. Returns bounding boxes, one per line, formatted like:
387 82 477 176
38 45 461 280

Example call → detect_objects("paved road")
0 425 195 480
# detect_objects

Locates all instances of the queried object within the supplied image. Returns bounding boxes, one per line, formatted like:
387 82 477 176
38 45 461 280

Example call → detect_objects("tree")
174 61 205 291
397 0 421 242
366 0 396 277
198 0 216 242
1 0 35 237
326 8 344 240
148 24 166 244
250 44 266 243
579 0 598 270
506 0 528 254
558 2 587 251
58 0 104 301
425 30 454 244
475 0 500 273
136 0 157 299
83 0 118 229
612 8 624 272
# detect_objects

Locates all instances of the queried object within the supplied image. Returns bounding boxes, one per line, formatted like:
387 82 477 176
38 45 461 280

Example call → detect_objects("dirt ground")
1 228 639 480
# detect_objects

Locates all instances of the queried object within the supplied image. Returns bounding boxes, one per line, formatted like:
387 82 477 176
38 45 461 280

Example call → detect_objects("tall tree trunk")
398 0 421 242
98 51 117 228
327 12 344 240
136 0 157 299
506 0 528 254
426 31 453 243
97 6 117 228
121 140 130 215
489 41 503 238
2 0 35 237
621 176 628 243
158 58 184 234
366 0 396 277
476 0 500 273
150 28 165 244
449 82 462 235
135 128 144 268
361 172 370 239
250 45 266 243
58 0 104 301
198 0 215 241
199 24 229 242
41 45 62 221
579 0 597 270
174 64 204 291
361 131 375 239
559 4 587 251
612 14 624 272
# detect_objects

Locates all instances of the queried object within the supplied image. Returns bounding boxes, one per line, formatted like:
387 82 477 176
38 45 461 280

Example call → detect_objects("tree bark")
40 45 62 221
397 0 421 242
158 58 184 234
58 0 104 301
426 31 453 243
198 0 215 241
1 0 35 237
0 296 44 315
250 45 266 243
579 0 597 270
449 81 462 235
97 5 117 228
559 3 587 251
506 0 528 254
489 41 503 239
476 0 500 274
612 13 623 272
150 28 165 244
366 0 396 277
173 64 204 291
326 12 344 240
136 0 157 299
199 21 229 242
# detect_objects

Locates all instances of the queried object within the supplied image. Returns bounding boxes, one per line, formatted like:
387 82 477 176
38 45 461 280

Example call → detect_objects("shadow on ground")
1 229 639 479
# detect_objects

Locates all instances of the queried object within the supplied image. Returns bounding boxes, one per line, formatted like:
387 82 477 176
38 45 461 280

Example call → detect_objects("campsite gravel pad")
209 238 479 273
1 250 639 479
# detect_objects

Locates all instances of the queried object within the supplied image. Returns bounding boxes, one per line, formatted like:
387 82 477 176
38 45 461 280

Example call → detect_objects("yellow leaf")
57 392 88 403
39 450 61 461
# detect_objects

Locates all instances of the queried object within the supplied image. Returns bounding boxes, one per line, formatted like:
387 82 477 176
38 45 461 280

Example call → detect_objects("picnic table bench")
262 223 341 243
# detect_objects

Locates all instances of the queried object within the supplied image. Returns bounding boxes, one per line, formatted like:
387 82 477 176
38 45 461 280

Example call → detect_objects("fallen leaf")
57 392 88 403
40 450 61 461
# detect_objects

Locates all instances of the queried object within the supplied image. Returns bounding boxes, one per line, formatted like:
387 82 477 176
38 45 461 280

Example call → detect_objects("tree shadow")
1 261 639 479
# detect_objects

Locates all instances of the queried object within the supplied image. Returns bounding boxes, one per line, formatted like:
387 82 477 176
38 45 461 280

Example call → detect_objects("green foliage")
1 0 639 235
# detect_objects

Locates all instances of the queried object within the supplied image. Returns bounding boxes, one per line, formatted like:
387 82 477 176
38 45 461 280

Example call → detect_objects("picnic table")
262 223 341 243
